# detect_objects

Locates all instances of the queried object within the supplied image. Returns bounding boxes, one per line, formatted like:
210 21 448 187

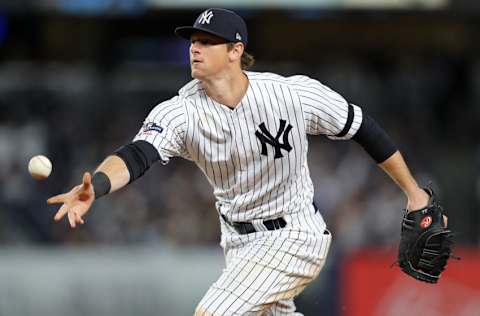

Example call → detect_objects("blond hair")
227 43 255 70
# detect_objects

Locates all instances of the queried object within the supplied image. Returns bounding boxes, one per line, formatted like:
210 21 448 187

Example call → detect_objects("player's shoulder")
246 71 320 87
178 79 204 100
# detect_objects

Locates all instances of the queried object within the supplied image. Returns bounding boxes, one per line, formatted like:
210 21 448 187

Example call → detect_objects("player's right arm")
47 143 157 228
48 96 187 229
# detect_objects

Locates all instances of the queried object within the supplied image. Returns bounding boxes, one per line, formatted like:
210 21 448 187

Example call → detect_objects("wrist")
92 171 111 199
406 187 429 211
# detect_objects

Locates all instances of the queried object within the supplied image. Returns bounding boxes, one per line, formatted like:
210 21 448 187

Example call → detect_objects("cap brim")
174 26 231 42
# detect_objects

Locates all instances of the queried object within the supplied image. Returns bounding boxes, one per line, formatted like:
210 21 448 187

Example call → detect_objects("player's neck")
201 69 249 109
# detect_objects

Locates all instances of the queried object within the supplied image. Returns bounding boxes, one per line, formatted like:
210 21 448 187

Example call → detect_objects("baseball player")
48 8 436 315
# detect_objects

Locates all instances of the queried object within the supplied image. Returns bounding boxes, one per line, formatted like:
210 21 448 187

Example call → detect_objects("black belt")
221 202 318 235
221 214 286 235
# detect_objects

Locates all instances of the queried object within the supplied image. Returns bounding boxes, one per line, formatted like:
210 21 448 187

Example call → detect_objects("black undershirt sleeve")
114 140 160 183
352 113 398 163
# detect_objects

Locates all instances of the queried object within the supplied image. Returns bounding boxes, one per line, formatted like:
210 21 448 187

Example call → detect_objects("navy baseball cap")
175 8 248 48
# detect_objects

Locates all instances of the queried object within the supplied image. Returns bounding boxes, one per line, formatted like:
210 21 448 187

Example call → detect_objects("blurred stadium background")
0 0 479 315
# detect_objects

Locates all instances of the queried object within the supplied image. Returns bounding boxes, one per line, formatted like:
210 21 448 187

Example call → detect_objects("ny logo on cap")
199 10 214 24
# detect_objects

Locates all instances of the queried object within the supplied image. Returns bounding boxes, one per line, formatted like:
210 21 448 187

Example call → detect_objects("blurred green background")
0 0 478 315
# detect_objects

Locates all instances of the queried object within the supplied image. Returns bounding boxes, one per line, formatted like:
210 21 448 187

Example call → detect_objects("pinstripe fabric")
133 71 360 315
197 205 331 315
134 71 362 223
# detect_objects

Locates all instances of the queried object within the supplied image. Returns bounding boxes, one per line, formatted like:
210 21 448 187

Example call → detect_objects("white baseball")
28 155 52 180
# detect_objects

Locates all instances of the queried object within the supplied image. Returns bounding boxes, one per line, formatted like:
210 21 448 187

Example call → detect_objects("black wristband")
92 171 111 200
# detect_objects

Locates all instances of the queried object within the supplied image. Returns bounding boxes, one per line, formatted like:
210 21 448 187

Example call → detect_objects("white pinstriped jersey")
134 71 363 224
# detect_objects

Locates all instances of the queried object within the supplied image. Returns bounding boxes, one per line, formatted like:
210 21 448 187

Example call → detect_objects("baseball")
28 155 52 180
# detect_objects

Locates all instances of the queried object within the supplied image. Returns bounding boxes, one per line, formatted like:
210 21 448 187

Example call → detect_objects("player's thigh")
194 255 318 315
194 259 271 316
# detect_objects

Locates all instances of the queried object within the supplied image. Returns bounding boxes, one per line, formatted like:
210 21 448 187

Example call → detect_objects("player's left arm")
352 113 431 211
354 114 456 283
295 76 431 210
378 151 430 211
356 115 457 284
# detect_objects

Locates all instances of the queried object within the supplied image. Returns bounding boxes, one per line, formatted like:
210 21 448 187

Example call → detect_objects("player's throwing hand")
47 172 95 228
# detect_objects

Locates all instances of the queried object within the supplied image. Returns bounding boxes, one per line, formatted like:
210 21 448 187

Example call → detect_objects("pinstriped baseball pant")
195 206 332 315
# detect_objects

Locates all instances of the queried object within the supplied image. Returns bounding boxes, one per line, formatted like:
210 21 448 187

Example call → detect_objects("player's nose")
190 42 201 54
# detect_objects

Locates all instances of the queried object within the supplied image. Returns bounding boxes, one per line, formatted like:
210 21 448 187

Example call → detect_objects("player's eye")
191 39 210 45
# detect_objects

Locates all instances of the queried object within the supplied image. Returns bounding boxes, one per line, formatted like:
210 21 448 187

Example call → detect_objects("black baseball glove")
397 188 455 283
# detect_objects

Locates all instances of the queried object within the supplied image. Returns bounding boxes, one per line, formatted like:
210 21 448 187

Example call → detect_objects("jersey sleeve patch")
138 122 164 136
133 97 188 163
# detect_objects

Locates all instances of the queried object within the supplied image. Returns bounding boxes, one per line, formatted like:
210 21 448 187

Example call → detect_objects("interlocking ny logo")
198 10 214 24
255 120 293 159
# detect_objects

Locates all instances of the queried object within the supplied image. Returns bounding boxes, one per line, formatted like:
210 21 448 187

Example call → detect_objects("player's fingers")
443 215 448 227
67 211 76 229
47 193 68 205
82 172 92 189
76 212 85 225
54 204 69 221
71 206 85 225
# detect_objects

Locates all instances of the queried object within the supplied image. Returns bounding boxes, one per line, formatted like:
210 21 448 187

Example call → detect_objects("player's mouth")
191 59 203 65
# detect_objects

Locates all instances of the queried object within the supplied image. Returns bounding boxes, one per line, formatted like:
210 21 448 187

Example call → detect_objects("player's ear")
228 42 244 63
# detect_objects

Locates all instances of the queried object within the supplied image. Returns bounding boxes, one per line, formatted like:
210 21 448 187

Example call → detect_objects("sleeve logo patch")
420 215 432 229
142 122 164 134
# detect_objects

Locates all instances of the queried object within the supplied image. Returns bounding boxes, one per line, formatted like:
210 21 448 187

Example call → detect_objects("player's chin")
191 68 205 80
